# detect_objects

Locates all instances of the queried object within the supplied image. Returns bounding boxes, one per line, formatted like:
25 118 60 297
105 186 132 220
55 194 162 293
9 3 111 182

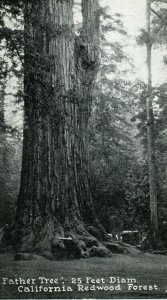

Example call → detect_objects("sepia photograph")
0 0 167 299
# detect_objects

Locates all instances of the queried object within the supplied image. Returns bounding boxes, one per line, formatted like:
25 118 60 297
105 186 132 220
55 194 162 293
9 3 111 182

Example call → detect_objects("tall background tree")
146 0 158 241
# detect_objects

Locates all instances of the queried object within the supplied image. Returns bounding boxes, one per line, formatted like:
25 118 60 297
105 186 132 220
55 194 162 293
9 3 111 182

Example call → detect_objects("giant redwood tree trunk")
2 0 109 257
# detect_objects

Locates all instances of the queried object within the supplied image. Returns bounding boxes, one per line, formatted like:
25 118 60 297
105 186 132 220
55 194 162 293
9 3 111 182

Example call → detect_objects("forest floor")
0 252 167 299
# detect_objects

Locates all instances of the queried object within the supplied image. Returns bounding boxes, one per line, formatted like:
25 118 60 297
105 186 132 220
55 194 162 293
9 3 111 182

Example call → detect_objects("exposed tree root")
0 218 111 260
0 219 142 260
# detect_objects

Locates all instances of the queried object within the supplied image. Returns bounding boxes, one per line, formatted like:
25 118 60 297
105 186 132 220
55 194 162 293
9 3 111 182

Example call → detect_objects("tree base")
0 217 142 260
0 218 111 260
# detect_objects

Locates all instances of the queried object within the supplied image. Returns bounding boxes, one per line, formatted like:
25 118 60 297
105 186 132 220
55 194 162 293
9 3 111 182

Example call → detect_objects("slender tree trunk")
146 0 158 242
0 82 5 132
0 82 6 201
3 0 108 256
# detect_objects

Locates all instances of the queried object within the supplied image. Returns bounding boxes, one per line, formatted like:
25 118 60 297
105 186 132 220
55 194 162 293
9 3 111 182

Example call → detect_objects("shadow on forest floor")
0 253 167 299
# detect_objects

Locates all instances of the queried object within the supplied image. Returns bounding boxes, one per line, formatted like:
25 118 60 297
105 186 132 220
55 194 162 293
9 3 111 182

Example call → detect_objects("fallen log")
150 250 167 255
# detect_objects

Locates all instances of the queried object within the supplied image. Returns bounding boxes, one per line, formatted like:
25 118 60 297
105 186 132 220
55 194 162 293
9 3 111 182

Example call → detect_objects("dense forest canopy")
0 0 167 257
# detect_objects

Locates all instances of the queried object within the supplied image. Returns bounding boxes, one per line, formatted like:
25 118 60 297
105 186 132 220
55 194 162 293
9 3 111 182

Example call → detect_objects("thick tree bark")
146 0 158 242
1 0 108 257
